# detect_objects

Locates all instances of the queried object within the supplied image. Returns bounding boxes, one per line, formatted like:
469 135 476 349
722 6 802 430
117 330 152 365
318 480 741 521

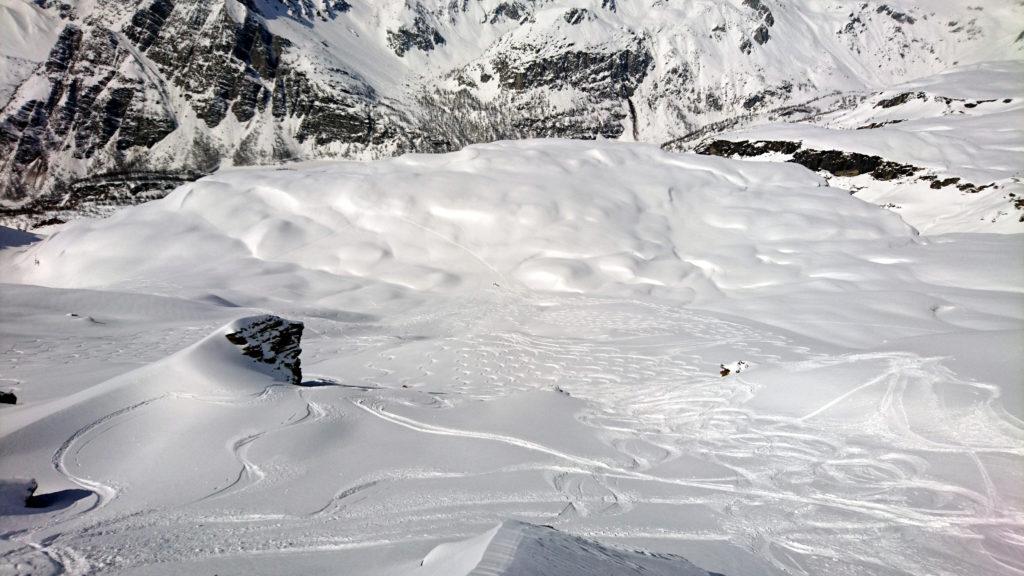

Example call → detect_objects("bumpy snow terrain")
1 140 1022 575
1 0 1022 220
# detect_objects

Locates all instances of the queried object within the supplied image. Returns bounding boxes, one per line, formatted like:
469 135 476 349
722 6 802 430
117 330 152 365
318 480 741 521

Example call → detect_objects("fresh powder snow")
1 138 1021 575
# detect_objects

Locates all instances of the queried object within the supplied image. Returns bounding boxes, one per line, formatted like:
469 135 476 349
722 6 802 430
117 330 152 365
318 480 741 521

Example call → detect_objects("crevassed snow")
0 140 1021 576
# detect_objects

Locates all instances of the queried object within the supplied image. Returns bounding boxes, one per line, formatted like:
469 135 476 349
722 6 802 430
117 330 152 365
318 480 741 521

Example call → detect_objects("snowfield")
1 140 1022 575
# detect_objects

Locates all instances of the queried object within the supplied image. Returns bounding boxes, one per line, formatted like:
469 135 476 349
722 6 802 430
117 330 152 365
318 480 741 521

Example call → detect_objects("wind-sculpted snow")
0 142 1021 576
9 140 913 301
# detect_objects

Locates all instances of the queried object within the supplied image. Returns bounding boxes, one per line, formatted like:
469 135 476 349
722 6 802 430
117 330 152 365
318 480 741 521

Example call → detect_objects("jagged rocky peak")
225 315 304 385
0 18 178 201
264 0 352 21
489 1 530 24
388 2 447 57
0 0 1020 220
0 0 391 209
740 0 774 53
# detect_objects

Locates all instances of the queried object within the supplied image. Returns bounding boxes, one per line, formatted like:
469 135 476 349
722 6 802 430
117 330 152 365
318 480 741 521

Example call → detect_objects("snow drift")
418 520 721 576
8 140 914 303
0 314 308 508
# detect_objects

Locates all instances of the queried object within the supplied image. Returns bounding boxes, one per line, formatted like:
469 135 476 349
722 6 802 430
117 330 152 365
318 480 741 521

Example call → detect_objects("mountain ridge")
0 0 1021 210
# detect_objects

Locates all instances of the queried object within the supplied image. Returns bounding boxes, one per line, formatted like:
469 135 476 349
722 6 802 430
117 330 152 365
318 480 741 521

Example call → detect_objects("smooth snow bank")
7 140 913 303
418 521 718 576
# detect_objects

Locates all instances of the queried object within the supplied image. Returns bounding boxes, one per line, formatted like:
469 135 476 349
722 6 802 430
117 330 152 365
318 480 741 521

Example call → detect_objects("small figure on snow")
719 360 749 377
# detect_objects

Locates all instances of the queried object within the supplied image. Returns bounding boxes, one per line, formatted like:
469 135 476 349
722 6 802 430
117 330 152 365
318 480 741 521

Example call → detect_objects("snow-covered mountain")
0 0 1021 212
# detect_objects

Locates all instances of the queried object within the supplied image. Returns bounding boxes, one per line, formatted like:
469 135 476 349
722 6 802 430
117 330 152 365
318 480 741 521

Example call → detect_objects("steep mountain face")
0 0 1020 213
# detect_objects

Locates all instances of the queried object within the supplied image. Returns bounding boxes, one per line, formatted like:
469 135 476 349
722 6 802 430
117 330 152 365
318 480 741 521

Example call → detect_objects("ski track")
197 388 331 503
4 297 1023 575
52 396 168 513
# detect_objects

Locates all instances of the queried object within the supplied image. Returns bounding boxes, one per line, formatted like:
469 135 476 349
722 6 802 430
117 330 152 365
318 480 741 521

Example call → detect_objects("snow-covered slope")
1 140 1021 575
0 0 1021 213
686 61 1024 233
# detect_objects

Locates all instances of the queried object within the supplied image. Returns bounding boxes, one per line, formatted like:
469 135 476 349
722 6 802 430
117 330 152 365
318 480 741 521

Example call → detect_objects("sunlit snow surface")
1 141 1022 576
706 60 1024 234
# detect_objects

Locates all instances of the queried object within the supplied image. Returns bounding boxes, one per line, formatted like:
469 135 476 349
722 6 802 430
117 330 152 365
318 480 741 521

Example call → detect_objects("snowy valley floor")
0 140 1022 576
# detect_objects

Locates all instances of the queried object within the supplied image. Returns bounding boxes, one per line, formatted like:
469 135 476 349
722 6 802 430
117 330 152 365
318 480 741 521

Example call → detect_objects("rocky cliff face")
0 0 1019 217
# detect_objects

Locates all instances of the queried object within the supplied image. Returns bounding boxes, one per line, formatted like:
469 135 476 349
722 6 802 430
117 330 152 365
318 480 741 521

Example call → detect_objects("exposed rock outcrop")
493 44 653 99
790 148 919 180
696 139 800 157
225 315 304 385
388 4 446 57
696 139 919 180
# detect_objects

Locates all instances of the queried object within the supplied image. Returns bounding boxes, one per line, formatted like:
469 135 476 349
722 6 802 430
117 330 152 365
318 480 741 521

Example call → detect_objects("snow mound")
418 520 720 576
10 140 914 302
0 314 309 508
3 314 301 439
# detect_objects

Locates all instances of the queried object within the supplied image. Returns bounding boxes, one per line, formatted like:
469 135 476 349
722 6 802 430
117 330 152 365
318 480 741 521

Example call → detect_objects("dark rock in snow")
490 2 527 23
697 139 921 181
930 177 961 189
877 5 916 25
494 44 653 98
697 139 801 157
790 149 919 180
225 315 304 385
564 8 589 25
0 390 16 404
876 91 926 108
388 6 446 57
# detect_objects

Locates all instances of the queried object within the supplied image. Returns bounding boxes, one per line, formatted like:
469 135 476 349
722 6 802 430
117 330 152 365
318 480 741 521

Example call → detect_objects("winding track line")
352 397 1024 530
52 395 168 513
